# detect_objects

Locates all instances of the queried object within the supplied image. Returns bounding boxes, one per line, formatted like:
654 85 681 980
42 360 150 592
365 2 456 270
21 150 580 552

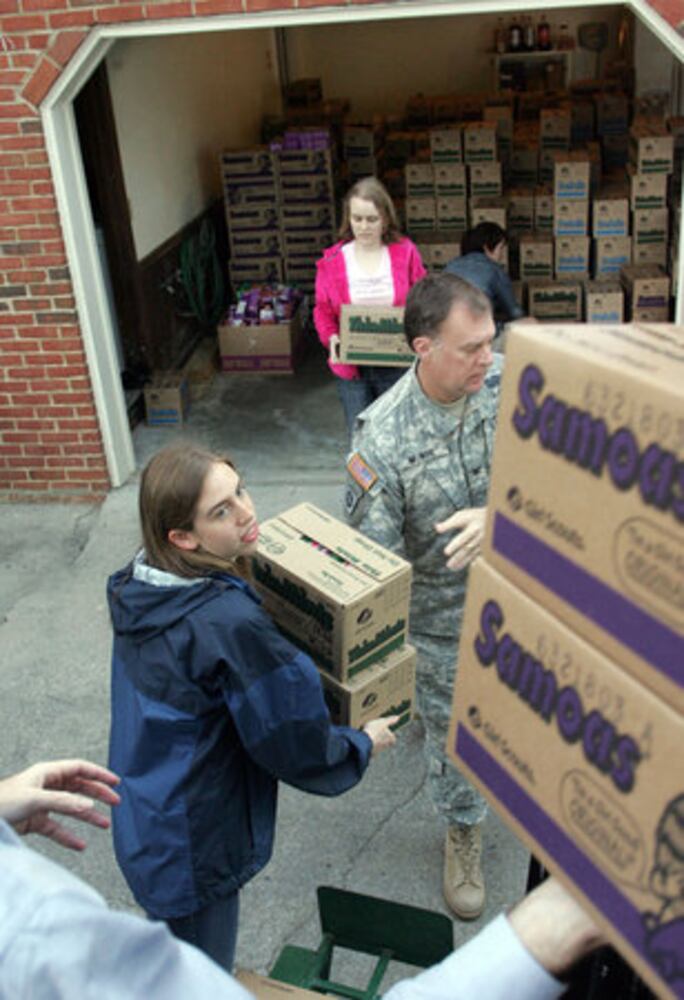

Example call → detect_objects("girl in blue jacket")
107 443 397 971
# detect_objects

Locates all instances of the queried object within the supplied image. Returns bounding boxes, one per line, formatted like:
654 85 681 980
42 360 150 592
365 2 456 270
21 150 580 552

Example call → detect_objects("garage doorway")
41 2 684 487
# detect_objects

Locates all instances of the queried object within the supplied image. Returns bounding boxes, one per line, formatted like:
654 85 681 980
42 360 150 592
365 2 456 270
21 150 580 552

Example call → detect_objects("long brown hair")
337 176 402 244
139 442 250 580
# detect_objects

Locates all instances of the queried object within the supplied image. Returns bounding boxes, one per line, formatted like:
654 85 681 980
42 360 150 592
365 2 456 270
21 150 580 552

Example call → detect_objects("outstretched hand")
0 759 121 851
363 716 400 755
435 507 487 572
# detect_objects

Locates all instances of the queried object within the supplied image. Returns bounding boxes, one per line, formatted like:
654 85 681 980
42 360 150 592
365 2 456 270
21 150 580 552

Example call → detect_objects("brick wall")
0 0 681 501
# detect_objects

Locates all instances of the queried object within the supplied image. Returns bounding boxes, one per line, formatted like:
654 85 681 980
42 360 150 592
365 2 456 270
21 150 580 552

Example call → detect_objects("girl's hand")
362 716 400 755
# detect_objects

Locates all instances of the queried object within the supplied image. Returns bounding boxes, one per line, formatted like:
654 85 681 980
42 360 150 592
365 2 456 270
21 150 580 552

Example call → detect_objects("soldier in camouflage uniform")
344 273 503 920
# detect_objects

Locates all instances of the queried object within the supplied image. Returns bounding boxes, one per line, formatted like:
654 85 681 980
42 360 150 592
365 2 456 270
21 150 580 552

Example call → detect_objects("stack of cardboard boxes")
251 503 416 732
221 135 337 297
447 320 684 999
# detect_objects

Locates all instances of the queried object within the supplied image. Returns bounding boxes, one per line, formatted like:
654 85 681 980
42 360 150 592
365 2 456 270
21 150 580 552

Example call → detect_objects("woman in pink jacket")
314 177 426 435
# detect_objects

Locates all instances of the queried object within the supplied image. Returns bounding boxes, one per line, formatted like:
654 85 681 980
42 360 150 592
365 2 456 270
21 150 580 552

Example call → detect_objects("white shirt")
344 242 395 306
0 820 564 999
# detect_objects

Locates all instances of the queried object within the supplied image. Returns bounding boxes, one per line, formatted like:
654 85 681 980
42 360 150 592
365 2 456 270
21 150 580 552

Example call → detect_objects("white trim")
42 78 135 489
39 0 684 489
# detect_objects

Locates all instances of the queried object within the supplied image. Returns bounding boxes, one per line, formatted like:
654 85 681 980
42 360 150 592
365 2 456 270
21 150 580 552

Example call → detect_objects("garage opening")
42 3 684 487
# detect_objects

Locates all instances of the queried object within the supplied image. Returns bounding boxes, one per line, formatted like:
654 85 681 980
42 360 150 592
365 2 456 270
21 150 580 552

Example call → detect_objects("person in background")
444 222 524 338
314 176 426 435
0 755 606 999
107 443 398 972
344 273 500 922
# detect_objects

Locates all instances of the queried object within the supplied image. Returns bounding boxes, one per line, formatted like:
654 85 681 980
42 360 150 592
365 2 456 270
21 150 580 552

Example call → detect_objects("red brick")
48 11 95 28
247 0 294 9
0 13 47 30
27 34 51 50
25 443 61 455
25 255 66 267
22 57 61 108
144 2 193 16
24 0 68 10
4 136 45 150
47 455 85 467
0 71 25 85
0 102 40 119
0 444 22 456
95 5 144 21
194 0 243 12
48 29 87 66
0 2 20 13
3 432 38 444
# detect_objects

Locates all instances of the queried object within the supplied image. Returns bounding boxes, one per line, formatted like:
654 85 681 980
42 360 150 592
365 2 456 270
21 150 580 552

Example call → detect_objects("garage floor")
1 338 530 989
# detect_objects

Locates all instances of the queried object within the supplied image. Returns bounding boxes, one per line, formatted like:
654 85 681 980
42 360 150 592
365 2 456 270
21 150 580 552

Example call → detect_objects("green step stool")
269 886 454 1000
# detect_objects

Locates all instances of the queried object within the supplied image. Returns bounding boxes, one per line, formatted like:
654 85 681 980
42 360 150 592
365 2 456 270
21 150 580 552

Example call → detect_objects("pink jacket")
313 237 427 380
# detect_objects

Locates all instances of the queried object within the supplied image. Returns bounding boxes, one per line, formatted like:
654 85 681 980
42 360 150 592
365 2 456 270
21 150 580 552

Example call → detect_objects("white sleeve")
382 914 565 1000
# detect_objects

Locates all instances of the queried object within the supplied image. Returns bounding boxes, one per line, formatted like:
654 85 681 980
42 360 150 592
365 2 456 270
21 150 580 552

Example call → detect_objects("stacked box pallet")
276 135 337 294
221 147 282 287
447 320 684 1000
343 122 384 182
252 504 416 731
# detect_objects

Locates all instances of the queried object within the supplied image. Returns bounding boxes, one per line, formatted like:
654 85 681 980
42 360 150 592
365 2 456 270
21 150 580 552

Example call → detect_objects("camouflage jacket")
345 356 504 639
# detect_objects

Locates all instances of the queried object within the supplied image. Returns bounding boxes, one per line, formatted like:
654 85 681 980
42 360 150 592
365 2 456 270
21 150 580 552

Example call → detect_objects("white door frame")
40 0 684 488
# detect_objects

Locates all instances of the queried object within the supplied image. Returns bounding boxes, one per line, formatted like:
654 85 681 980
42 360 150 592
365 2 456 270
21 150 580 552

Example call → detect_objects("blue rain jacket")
107 559 371 919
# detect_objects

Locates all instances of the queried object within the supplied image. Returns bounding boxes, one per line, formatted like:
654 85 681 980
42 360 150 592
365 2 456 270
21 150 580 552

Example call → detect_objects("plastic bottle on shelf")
494 17 506 54
537 13 552 51
523 16 536 52
508 16 522 52
557 21 575 51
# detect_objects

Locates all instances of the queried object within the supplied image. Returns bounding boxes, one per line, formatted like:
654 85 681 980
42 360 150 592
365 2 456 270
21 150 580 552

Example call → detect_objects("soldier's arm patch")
347 452 378 492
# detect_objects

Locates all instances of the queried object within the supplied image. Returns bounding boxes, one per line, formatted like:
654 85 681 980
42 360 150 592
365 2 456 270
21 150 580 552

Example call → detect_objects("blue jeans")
165 891 239 972
337 366 405 437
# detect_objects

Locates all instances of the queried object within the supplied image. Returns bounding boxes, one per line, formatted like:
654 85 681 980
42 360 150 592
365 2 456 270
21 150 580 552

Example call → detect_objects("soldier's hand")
435 507 487 572
362 716 400 755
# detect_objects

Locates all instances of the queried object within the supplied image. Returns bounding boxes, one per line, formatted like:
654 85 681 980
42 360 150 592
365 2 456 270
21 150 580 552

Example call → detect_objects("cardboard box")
554 158 591 201
468 163 502 199
220 147 277 179
405 162 435 198
429 127 463 164
483 320 684 709
217 304 302 374
469 198 507 230
629 170 668 211
236 971 323 1000
519 234 554 280
446 558 684 1000
592 195 629 237
510 146 539 186
435 197 467 231
620 265 671 317
229 257 283 286
463 122 497 163
540 107 572 149
223 181 280 209
279 202 334 231
593 236 632 278
320 643 416 729
629 127 675 174
226 204 280 232
555 237 590 279
279 174 334 204
507 189 535 232
336 304 412 367
405 197 437 231
632 208 669 246
283 259 316 291
528 280 582 321
585 281 624 322
144 372 189 426
181 339 218 402
343 125 381 159
632 243 668 268
427 238 460 269
229 231 283 258
282 229 331 256
433 164 467 199
534 188 554 231
553 200 589 237
595 92 630 136
252 503 412 681
276 148 333 176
